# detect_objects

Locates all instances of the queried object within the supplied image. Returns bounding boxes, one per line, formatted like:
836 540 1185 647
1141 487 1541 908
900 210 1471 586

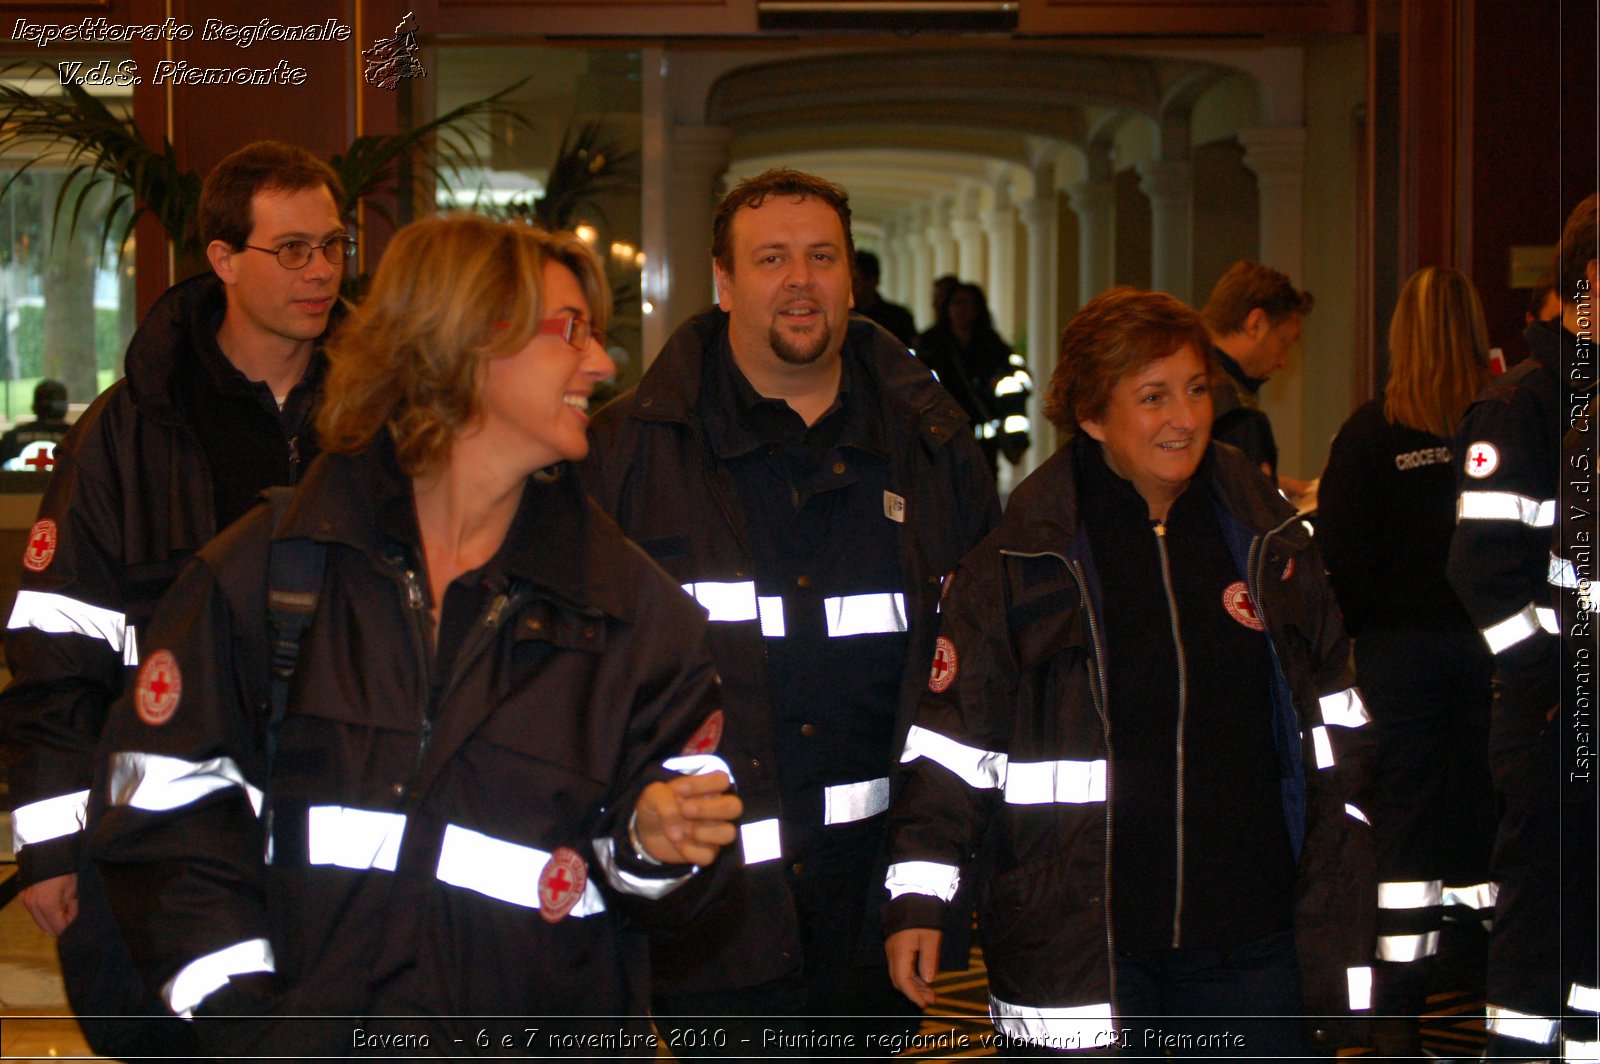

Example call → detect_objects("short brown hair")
711 168 853 274
1384 266 1490 439
1044 287 1213 433
1200 260 1314 336
1555 192 1598 305
318 214 610 476
200 141 344 249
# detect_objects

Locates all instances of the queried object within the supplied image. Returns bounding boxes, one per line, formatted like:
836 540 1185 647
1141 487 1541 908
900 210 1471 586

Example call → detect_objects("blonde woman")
1317 265 1495 1057
91 214 740 1055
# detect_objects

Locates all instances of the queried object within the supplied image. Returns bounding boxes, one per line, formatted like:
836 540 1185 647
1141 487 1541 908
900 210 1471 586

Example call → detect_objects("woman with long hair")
1317 265 1497 1057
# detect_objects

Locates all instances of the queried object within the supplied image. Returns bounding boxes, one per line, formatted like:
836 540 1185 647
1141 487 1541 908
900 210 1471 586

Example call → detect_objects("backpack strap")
261 487 326 768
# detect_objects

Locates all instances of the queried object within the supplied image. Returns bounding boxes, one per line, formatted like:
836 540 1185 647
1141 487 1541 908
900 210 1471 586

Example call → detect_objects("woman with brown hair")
1317 265 1497 1057
91 214 740 1055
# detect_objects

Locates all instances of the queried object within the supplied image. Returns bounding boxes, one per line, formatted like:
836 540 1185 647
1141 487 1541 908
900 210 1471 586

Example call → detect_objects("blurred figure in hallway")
853 251 916 348
914 281 1031 477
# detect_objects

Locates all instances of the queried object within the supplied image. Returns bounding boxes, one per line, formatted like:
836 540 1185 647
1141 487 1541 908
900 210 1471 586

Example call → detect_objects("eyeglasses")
242 236 357 270
536 315 604 350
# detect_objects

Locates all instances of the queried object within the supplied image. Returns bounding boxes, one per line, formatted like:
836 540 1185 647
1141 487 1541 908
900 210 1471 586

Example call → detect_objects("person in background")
0 379 72 470
929 272 960 331
853 250 917 348
1448 192 1597 1062
1317 265 1496 1058
885 287 1374 1057
90 215 740 1057
914 282 1031 476
1200 260 1315 498
583 169 996 1055
0 140 348 1059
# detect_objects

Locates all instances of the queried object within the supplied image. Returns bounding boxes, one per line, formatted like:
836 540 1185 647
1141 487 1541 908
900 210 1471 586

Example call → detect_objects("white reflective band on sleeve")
824 592 908 638
163 937 275 1019
994 371 1031 397
1376 931 1440 962
739 817 782 865
1570 982 1600 1013
1319 687 1371 728
758 596 785 638
307 805 407 872
1482 603 1551 654
1441 881 1498 910
1348 966 1373 1011
1003 759 1107 805
435 823 606 916
824 777 891 824
7 589 139 665
1457 491 1557 528
11 789 90 849
681 581 758 623
977 421 998 439
1564 1038 1600 1063
661 754 735 783
591 836 697 899
108 752 264 817
1536 606 1558 633
900 724 1008 790
1311 726 1336 769
1003 415 1031 434
1344 803 1370 825
885 860 961 902
1485 1005 1559 1045
1378 880 1443 909
990 996 1118 1049
1551 551 1582 589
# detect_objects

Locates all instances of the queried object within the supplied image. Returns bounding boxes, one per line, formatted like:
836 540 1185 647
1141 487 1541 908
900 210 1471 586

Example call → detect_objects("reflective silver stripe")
1319 687 1371 728
885 860 961 903
1003 414 1030 434
1570 982 1600 1013
661 754 735 782
107 752 264 817
1441 881 1498 910
1348 966 1373 1010
1377 931 1440 961
900 724 1007 790
163 937 274 1019
758 596 785 637
1311 726 1335 769
1457 490 1557 527
989 995 1118 1049
591 836 697 899
436 823 606 916
1565 1038 1600 1063
681 581 758 623
1344 803 1370 825
1378 880 1443 909
739 817 782 865
1551 551 1582 589
1482 602 1552 654
824 777 891 824
1536 606 1559 633
307 805 407 872
1485 1005 1559 1045
824 592 908 638
7 589 139 665
12 789 89 849
1003 759 1107 805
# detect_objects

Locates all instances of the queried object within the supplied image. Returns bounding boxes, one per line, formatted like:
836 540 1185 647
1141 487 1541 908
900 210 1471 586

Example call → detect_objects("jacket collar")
1525 318 1596 399
1213 346 1266 395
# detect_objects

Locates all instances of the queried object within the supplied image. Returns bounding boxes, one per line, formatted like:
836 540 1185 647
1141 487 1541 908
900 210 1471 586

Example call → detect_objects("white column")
952 217 986 293
928 199 957 280
909 208 935 329
1066 178 1115 307
1020 188 1061 471
665 124 731 329
981 200 1019 341
1137 159 1194 303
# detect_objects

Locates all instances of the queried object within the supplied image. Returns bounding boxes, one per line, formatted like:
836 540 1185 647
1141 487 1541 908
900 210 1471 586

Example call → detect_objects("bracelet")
627 811 666 866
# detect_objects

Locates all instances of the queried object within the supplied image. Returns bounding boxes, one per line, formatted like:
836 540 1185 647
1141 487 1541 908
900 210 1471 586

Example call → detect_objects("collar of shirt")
1213 347 1265 395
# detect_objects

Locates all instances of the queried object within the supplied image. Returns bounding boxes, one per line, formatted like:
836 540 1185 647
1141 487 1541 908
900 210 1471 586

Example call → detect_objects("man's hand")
21 872 79 936
633 771 742 866
886 927 942 1008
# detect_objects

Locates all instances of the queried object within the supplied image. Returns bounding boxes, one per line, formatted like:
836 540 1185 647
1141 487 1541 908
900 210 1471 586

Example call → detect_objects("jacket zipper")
398 567 434 775
1151 521 1189 948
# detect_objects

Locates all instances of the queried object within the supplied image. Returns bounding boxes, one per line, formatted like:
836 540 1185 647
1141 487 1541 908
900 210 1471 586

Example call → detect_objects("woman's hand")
886 927 943 1007
632 771 741 866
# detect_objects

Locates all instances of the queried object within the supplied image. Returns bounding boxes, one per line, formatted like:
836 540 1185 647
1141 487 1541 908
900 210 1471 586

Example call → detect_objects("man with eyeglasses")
0 140 348 1058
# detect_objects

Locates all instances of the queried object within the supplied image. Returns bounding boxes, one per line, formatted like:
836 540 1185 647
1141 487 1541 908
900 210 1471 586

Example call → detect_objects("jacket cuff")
16 831 81 886
883 892 949 937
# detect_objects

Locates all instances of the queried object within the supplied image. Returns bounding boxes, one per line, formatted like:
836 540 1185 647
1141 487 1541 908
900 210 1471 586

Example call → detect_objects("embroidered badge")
1223 581 1265 632
1464 441 1499 479
682 709 724 755
22 518 57 572
538 847 588 923
928 636 958 693
135 649 183 726
883 491 906 523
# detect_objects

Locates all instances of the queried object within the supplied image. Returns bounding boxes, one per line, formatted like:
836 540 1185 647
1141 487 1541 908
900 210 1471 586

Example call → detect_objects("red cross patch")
1223 581 1265 632
682 709 724 755
928 636 958 693
1465 441 1499 479
538 847 588 923
22 518 57 573
22 444 55 472
135 649 183 726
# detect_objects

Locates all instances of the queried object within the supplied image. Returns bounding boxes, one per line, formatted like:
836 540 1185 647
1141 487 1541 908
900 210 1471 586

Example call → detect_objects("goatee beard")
768 322 832 366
